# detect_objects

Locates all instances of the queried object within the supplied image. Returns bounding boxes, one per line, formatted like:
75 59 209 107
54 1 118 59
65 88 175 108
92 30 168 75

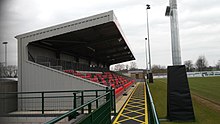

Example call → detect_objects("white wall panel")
21 61 105 92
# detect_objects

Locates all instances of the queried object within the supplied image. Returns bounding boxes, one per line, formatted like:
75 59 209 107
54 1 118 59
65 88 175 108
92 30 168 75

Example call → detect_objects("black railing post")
88 103 92 113
113 88 116 115
109 87 112 111
81 91 84 114
42 92 44 114
96 91 98 109
106 87 109 102
73 93 76 109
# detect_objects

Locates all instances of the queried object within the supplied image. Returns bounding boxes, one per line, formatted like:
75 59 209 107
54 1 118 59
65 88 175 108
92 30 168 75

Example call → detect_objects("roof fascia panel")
15 11 114 43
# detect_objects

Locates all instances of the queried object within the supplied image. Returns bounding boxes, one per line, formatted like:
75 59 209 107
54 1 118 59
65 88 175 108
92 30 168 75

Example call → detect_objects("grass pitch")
189 76 220 104
149 76 220 124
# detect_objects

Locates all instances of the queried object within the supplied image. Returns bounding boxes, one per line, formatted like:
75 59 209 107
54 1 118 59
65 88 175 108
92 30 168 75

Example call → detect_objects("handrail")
1 88 116 116
145 82 160 124
0 89 113 94
45 92 110 124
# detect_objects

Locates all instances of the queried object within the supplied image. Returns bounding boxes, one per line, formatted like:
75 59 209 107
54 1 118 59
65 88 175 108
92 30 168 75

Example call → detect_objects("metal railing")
46 91 113 124
145 81 160 124
0 88 116 117
33 56 109 72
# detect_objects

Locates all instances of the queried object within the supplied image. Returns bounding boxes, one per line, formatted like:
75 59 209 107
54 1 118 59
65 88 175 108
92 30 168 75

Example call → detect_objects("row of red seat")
63 70 134 95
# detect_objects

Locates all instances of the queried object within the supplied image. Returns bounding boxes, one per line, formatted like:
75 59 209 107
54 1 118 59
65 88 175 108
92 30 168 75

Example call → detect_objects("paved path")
113 82 148 124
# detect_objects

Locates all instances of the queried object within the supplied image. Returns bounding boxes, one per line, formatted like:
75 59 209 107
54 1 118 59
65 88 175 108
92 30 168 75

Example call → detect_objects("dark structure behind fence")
0 79 18 114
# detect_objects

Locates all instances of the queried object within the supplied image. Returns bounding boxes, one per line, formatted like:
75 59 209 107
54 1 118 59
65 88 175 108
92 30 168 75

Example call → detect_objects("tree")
120 64 125 71
184 60 193 72
114 64 125 71
195 55 208 71
152 65 166 73
125 64 129 70
129 62 137 70
114 64 120 71
2 65 18 78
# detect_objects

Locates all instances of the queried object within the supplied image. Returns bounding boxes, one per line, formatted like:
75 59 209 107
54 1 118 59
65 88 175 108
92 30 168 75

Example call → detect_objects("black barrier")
148 72 154 83
167 65 195 121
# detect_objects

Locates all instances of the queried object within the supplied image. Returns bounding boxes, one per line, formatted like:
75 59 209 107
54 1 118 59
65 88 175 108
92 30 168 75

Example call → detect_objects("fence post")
109 87 112 112
88 103 92 113
96 91 98 108
81 91 84 114
41 92 44 114
106 87 109 102
73 93 76 109
113 88 116 115
89 102 93 123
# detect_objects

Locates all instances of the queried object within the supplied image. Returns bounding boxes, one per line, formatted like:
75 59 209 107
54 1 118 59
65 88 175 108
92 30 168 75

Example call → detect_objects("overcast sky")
0 0 220 69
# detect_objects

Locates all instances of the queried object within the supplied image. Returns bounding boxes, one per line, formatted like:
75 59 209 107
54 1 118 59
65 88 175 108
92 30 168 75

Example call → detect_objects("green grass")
149 77 220 124
188 76 220 104
154 77 220 104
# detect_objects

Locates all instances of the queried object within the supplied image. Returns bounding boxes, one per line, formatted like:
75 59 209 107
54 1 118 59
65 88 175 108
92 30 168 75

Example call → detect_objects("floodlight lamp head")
2 42 8 44
146 4 150 9
165 6 171 16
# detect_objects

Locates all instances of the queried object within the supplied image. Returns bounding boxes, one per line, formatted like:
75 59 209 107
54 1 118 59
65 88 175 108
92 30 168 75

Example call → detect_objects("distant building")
127 69 146 82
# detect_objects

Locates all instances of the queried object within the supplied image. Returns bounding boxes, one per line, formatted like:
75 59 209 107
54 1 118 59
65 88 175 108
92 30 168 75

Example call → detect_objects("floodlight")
165 6 171 16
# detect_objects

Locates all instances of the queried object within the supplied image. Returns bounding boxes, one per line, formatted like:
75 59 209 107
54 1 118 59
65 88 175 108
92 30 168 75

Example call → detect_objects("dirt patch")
191 93 220 112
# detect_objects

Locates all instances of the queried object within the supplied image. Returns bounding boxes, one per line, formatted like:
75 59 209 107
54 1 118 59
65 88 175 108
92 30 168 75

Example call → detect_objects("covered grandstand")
0 10 162 124
12 10 136 119
15 10 135 92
